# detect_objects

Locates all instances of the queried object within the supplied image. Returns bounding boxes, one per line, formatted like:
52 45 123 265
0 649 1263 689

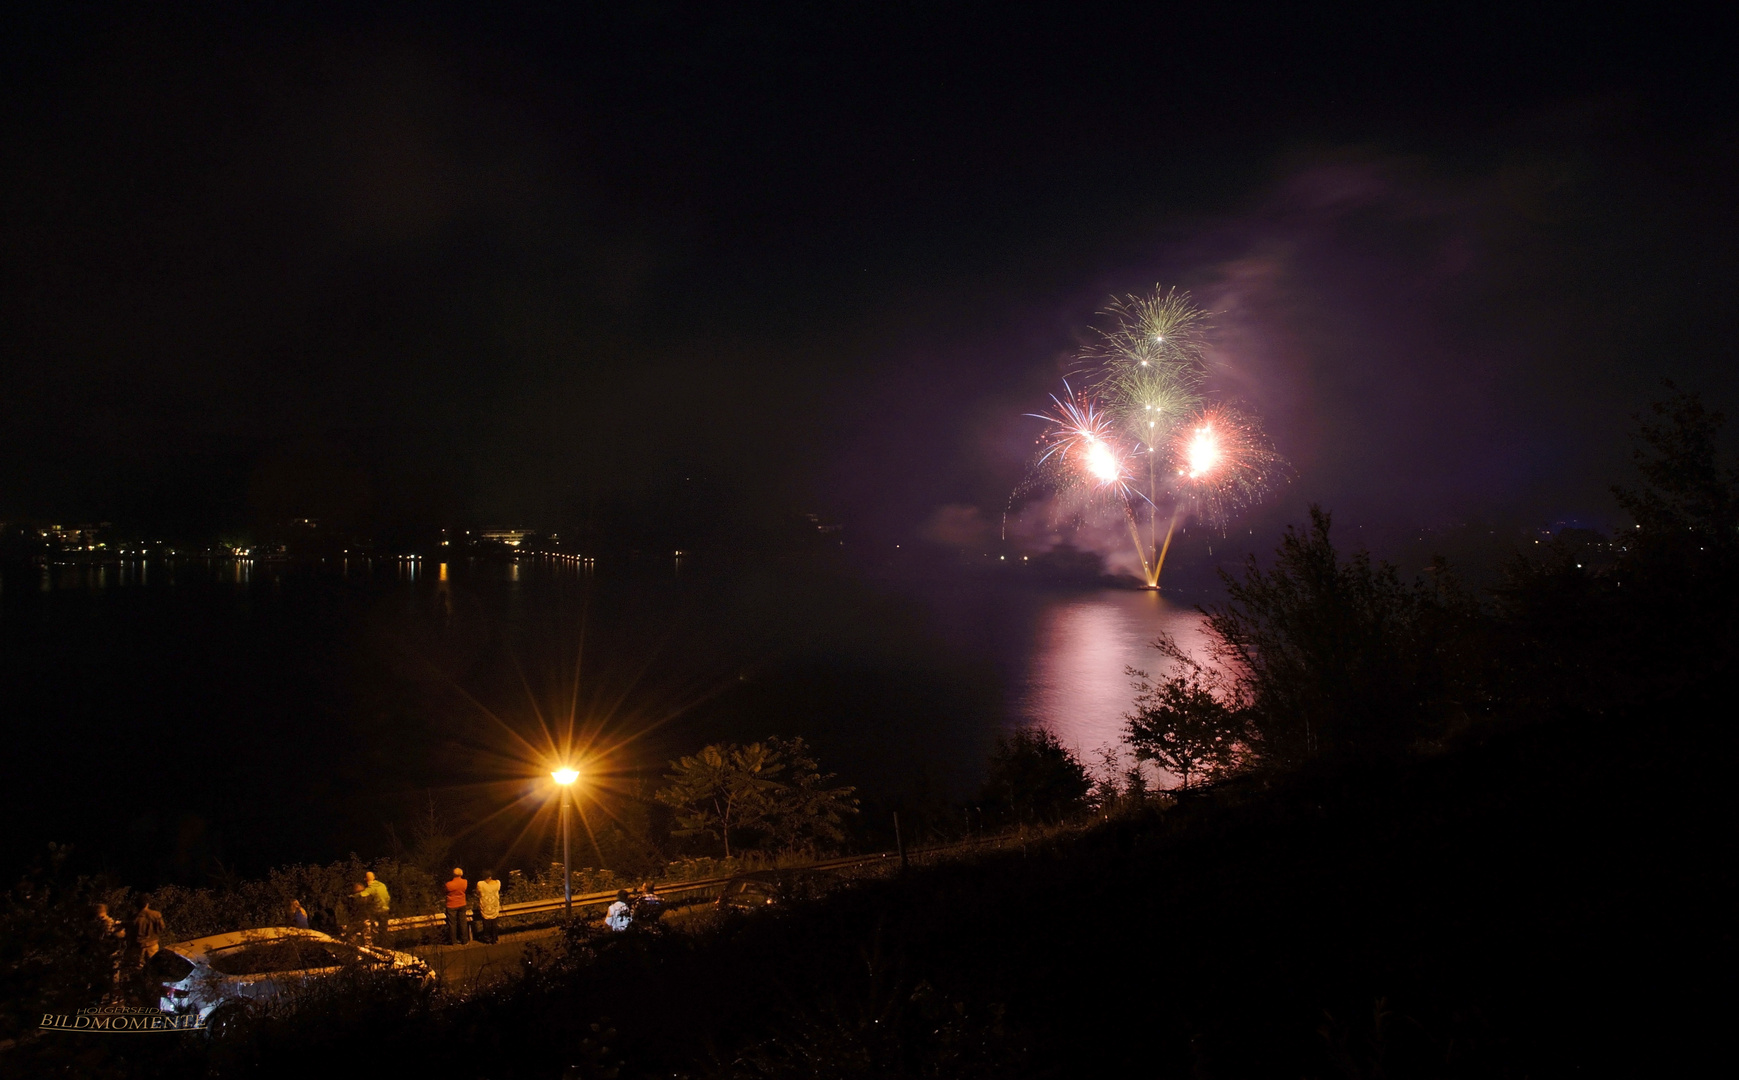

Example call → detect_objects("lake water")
0 557 1205 881
915 581 1211 758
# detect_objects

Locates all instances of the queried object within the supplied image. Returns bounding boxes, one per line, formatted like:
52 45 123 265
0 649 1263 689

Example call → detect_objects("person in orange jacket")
444 868 471 945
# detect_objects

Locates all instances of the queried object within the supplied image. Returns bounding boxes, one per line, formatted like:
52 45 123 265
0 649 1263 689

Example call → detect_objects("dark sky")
3 2 1736 545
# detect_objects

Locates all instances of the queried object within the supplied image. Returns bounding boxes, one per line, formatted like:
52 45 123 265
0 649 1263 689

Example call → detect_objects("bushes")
1201 506 1484 763
656 737 859 859
109 856 438 943
977 727 1092 826
0 845 120 1044
123 700 1734 1076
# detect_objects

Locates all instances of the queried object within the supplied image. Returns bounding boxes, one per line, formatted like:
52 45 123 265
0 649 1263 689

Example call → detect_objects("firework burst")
1075 287 1211 386
1166 405 1285 527
1026 383 1141 505
1019 286 1287 586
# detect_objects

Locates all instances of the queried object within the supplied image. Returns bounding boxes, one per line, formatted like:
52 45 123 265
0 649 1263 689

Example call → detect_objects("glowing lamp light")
551 767 579 786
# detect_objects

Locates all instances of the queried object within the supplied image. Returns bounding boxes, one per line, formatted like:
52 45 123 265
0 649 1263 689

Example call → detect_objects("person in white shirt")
605 889 633 932
475 870 502 944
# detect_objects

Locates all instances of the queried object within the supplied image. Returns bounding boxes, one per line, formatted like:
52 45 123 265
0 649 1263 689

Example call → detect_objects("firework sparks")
1029 383 1111 467
1084 439 1121 483
1018 286 1287 587
1184 425 1220 478
1075 287 1212 383
1108 364 1202 452
1026 383 1138 500
1168 405 1284 526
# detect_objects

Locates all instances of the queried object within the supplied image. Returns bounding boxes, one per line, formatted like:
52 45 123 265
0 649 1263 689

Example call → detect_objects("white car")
149 926 433 1027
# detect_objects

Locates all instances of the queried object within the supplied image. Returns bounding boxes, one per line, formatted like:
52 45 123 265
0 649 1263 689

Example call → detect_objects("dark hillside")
51 695 1723 1079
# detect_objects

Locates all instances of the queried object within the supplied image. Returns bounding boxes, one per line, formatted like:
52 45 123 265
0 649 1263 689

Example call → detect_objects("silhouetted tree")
1495 386 1739 711
1202 506 1482 763
979 727 1091 825
1125 646 1246 789
657 739 857 858
1614 386 1739 569
658 743 787 859
763 737 859 853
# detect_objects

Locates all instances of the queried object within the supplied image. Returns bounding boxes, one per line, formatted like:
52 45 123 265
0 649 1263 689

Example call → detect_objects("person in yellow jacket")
360 871 391 943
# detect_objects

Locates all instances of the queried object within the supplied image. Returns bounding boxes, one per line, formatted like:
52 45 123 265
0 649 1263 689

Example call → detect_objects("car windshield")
207 938 343 976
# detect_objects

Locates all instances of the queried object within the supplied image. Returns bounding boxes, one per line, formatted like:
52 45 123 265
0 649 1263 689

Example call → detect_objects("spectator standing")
94 903 124 989
444 868 471 945
360 871 391 943
125 895 165 972
344 883 370 943
288 899 310 929
605 889 633 932
475 870 502 945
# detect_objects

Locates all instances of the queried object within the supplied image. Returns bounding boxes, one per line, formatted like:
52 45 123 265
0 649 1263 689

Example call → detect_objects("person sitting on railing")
631 882 665 926
605 889 633 932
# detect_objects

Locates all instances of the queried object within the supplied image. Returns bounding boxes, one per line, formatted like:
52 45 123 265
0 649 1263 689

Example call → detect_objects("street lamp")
551 767 579 917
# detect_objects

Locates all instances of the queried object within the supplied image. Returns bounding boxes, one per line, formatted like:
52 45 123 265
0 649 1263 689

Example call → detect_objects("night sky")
4 2 1736 547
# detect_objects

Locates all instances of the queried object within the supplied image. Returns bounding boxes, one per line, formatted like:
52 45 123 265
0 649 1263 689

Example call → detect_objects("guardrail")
384 833 1024 932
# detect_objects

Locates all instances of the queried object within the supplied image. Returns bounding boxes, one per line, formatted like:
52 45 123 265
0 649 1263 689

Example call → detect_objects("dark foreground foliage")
977 726 1093 827
10 694 1729 1079
1131 386 1739 776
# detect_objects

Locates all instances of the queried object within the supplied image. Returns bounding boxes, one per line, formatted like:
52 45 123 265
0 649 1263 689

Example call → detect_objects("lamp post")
551 767 579 918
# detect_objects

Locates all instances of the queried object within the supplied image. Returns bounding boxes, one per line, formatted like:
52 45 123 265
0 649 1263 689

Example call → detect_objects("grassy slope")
516 705 1728 1077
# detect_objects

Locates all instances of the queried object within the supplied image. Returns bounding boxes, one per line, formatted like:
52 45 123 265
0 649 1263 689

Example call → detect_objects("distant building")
480 529 533 547
40 523 112 552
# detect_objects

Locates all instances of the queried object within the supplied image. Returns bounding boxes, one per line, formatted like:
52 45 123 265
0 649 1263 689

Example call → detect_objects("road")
410 929 554 990
410 905 714 991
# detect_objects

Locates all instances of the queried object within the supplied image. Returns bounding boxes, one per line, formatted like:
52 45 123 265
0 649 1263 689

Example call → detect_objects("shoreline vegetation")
4 389 1734 1077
